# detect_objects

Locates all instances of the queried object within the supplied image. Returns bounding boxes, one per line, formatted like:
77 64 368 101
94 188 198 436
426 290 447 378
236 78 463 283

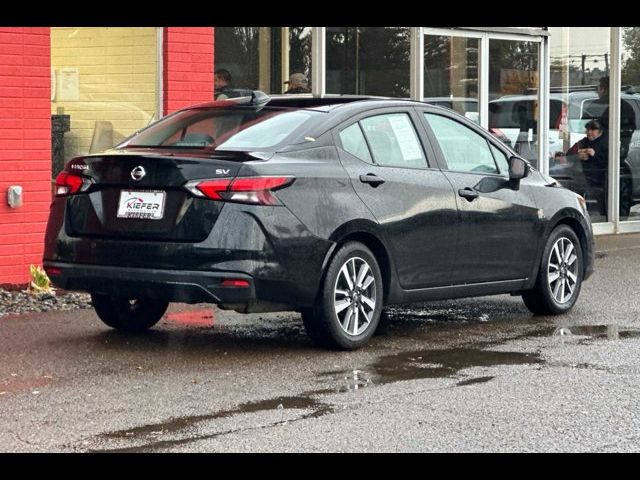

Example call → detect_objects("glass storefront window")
488 39 540 168
548 27 611 224
214 27 260 92
288 27 312 92
214 27 311 96
326 27 410 97
424 35 479 123
50 27 160 176
621 27 640 221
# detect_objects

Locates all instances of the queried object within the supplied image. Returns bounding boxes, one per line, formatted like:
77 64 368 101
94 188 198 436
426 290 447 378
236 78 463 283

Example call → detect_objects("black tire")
522 225 583 315
302 242 383 350
91 293 169 332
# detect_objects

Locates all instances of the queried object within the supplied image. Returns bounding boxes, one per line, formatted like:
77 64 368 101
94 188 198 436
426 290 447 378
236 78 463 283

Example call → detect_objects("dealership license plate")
117 190 166 220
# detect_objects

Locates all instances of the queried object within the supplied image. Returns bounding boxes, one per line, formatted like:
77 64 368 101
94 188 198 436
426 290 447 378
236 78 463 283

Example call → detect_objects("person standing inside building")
566 119 609 216
283 73 311 94
215 69 233 100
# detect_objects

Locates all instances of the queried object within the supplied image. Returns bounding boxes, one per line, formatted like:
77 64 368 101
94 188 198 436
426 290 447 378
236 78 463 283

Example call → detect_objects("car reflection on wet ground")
3 233 640 452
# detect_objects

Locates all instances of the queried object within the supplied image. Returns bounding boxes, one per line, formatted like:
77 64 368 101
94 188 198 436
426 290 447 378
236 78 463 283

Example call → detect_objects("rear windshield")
118 107 321 151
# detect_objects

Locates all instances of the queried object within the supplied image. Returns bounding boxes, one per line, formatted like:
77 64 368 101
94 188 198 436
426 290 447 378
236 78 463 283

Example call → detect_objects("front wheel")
522 225 583 315
302 242 383 350
91 293 169 332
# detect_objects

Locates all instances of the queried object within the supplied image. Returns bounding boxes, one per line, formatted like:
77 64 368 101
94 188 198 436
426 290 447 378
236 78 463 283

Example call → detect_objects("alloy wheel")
547 237 579 304
333 256 377 336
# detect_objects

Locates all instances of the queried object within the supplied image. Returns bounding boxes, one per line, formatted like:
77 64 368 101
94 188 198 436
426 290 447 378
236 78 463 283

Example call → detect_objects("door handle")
458 187 479 201
359 173 385 187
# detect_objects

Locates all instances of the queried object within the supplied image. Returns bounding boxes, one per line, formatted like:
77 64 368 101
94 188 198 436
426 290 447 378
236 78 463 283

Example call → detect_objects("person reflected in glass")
214 69 233 100
596 76 636 161
565 119 609 216
283 73 311 94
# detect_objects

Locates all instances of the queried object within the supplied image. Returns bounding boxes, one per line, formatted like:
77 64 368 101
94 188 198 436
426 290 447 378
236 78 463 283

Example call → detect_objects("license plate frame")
116 190 166 220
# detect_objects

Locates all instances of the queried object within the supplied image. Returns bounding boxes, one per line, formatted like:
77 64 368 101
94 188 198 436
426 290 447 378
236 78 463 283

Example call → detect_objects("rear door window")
359 113 427 168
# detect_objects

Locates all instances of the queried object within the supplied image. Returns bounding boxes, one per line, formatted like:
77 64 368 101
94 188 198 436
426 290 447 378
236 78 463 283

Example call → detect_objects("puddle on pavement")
384 306 487 324
456 376 495 387
97 391 333 446
89 321 638 451
553 325 640 342
321 348 543 392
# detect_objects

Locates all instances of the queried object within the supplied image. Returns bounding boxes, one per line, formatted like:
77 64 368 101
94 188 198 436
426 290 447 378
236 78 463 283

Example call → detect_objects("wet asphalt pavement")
2 234 640 452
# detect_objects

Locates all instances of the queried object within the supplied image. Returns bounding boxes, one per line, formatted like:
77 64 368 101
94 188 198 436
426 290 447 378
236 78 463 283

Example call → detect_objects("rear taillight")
44 266 62 276
185 176 294 205
220 279 250 288
55 172 91 197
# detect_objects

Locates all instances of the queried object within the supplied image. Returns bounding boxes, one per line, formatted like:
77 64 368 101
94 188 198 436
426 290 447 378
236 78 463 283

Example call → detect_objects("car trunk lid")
63 150 255 242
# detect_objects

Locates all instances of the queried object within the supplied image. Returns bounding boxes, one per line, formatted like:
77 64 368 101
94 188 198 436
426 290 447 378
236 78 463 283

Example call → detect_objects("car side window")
359 113 427 168
490 144 510 175
339 123 373 163
424 113 498 174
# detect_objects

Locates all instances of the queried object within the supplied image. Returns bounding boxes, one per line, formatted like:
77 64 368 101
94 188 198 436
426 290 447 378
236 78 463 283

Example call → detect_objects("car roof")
186 94 429 113
423 96 478 103
266 94 393 110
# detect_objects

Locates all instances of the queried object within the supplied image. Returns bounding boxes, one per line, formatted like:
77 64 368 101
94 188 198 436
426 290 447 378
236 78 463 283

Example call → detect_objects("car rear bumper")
44 201 335 309
44 262 260 310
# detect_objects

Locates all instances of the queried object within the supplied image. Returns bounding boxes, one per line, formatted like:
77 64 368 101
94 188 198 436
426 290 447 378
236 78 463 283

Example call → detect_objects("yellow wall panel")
51 27 159 162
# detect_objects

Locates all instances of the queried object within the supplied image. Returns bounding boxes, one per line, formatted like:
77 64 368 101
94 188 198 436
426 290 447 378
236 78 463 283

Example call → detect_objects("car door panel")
420 109 541 284
444 171 541 283
335 109 459 290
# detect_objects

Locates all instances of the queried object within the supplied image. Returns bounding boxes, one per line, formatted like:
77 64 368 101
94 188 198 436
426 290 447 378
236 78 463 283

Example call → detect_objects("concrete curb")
595 232 640 253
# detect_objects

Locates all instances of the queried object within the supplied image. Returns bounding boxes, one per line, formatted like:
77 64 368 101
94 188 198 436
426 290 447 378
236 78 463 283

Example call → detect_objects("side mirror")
509 156 530 181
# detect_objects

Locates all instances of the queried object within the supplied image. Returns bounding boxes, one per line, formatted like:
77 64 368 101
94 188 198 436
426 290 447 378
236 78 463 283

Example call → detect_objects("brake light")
220 279 250 288
194 178 232 200
44 266 62 276
54 172 86 196
185 176 294 205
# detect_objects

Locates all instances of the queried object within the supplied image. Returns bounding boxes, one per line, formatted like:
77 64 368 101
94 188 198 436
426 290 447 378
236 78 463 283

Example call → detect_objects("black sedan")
43 93 594 350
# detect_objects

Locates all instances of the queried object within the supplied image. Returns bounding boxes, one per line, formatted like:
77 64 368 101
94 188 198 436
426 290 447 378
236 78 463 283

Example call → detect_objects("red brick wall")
0 28 51 286
163 27 214 115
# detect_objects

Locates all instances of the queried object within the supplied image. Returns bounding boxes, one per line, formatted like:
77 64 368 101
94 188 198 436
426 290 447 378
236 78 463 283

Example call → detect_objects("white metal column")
610 27 622 231
311 27 326 97
479 34 489 129
281 27 290 94
156 27 164 118
538 36 550 175
410 27 424 101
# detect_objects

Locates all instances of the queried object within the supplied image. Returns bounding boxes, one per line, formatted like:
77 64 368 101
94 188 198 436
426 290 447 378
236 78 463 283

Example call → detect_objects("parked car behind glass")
44 94 594 350
489 90 640 217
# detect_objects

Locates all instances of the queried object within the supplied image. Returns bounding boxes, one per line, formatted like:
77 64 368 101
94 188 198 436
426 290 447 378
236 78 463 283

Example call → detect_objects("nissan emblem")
131 166 146 181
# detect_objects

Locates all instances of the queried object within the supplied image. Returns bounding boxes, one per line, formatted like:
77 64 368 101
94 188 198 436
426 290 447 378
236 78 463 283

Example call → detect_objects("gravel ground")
0 288 92 318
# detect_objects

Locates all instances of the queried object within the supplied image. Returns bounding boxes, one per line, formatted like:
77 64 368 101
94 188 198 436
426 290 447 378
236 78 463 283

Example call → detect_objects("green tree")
622 27 640 87
326 27 411 97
